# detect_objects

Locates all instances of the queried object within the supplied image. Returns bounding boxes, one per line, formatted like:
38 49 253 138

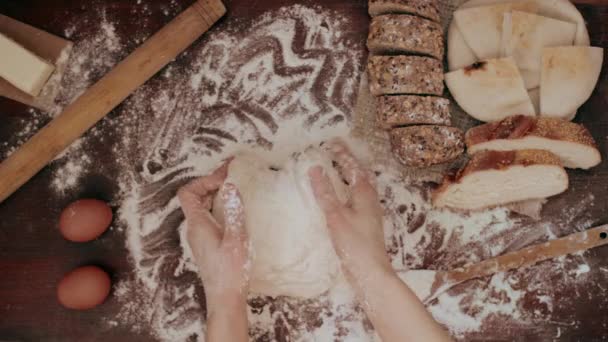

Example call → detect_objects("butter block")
0 32 55 97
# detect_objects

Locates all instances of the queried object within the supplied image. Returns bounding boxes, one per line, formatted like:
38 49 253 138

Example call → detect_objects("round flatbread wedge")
453 2 539 60
445 57 535 122
502 11 577 89
448 0 590 71
540 46 604 120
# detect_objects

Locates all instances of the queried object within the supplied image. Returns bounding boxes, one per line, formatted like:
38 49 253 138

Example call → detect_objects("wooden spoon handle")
448 224 608 284
0 0 226 203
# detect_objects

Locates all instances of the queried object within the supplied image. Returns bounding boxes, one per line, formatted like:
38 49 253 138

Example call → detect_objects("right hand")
308 141 394 295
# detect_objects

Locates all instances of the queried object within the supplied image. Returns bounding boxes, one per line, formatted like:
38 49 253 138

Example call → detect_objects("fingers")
178 188 222 256
177 162 232 254
351 177 381 214
323 140 380 213
309 166 348 229
324 139 366 186
219 183 246 237
179 162 230 202
219 183 250 266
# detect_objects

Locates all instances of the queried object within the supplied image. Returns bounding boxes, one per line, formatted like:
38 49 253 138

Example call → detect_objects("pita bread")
528 87 540 114
540 46 604 120
448 0 590 71
447 22 477 71
529 87 576 119
445 57 536 122
502 11 576 89
453 2 539 60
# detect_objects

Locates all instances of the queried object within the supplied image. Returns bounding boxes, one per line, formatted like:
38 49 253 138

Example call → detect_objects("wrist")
349 263 398 299
206 289 248 317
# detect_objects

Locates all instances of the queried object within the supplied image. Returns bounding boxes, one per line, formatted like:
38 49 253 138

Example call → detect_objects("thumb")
309 166 346 229
219 183 248 247
178 186 222 251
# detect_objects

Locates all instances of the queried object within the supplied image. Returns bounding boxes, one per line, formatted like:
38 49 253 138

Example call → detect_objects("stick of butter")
0 32 56 97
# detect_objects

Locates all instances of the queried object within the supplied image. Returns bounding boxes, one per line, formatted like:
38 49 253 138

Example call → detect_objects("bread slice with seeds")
466 115 601 169
377 95 450 129
368 0 440 22
390 125 464 167
433 150 569 210
368 56 444 96
367 14 444 59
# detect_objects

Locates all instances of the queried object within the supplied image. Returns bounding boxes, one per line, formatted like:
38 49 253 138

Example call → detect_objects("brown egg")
57 266 111 310
59 199 112 242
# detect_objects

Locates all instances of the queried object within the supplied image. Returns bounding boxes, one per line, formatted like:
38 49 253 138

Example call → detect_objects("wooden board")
0 0 606 341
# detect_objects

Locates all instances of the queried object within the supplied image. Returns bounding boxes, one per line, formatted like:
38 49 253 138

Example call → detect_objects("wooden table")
0 0 606 341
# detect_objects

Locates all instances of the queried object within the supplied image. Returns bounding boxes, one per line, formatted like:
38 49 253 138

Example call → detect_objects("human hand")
309 141 393 296
177 163 250 313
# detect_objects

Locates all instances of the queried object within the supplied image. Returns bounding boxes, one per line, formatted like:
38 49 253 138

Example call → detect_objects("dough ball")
213 147 348 298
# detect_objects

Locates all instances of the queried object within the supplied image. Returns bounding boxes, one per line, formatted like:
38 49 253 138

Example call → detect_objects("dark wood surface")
0 0 607 341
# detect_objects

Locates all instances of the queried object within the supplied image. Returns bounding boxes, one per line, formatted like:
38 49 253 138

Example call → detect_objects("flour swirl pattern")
120 5 366 341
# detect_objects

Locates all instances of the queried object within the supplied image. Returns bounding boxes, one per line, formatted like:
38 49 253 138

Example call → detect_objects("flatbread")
453 2 539 60
445 57 536 122
461 0 591 45
502 11 576 89
540 46 604 120
447 21 477 71
528 87 540 114
448 0 590 71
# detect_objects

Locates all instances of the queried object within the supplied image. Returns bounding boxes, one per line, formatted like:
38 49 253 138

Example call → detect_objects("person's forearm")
357 270 452 342
206 292 249 342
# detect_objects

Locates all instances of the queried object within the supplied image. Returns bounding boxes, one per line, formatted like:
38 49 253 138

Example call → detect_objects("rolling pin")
0 0 226 203
398 224 608 303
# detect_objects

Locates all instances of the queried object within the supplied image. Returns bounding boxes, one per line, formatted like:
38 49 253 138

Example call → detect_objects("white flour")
1 3 601 342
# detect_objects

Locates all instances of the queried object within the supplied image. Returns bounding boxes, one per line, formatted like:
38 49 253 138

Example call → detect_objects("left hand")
177 163 250 312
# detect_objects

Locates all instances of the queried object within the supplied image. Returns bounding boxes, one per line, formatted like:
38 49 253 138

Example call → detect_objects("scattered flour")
0 2 600 342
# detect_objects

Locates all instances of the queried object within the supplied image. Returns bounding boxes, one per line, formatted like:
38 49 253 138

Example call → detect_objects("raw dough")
213 147 348 298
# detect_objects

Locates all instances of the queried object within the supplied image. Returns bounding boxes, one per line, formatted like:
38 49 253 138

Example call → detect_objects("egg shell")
59 199 112 242
57 266 111 310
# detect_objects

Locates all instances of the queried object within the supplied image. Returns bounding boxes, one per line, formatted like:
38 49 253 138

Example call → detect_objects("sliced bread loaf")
368 56 444 96
377 95 450 129
433 150 569 210
466 115 601 169
367 14 444 59
390 125 464 167
368 0 440 22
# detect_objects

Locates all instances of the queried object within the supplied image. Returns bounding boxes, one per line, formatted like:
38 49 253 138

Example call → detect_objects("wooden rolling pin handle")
0 0 226 203
449 224 608 284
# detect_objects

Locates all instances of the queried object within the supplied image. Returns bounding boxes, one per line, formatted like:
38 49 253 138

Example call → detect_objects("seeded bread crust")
466 115 598 148
369 0 440 22
390 125 464 167
377 95 450 129
367 14 444 59
460 150 563 177
368 56 444 96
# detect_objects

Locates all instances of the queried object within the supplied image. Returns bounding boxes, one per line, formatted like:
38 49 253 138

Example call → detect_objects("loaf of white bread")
466 115 601 169
433 150 568 211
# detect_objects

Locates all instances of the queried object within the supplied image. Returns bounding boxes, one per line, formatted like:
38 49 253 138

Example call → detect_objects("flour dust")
0 2 602 342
